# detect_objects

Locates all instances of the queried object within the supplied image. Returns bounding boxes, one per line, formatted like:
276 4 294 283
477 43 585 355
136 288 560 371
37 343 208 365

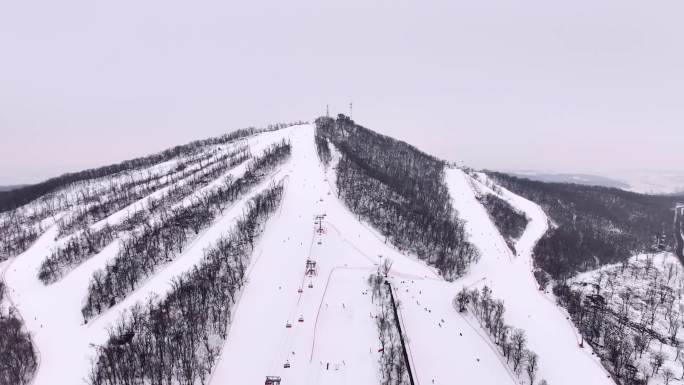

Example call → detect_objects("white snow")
211 126 518 385
445 170 615 385
570 252 684 384
1 122 622 385
211 124 382 384
1 127 296 385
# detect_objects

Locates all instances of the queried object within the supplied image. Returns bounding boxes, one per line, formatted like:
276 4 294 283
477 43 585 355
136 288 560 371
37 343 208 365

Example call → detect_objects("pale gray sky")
1 0 683 184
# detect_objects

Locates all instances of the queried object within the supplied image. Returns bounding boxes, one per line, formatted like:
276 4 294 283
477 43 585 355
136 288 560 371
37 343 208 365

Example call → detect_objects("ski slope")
211 125 522 385
443 170 615 385
2 122 617 385
1 127 295 385
211 124 383 384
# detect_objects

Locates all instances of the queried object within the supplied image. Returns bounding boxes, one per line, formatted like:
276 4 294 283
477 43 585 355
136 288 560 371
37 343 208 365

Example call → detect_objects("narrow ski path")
86 167 287 329
445 170 615 385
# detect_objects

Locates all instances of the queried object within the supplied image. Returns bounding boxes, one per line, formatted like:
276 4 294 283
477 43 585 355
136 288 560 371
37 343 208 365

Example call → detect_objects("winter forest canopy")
489 172 679 279
315 114 479 280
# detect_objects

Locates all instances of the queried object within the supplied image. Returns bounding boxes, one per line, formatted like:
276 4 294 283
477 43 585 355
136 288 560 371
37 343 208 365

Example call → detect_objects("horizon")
2 118 683 196
2 117 684 187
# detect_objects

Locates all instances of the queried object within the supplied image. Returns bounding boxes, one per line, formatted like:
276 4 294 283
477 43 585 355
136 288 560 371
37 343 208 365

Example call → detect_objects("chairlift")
298 315 304 323
308 282 313 289
265 376 281 385
286 321 292 328
283 361 291 369
298 287 303 294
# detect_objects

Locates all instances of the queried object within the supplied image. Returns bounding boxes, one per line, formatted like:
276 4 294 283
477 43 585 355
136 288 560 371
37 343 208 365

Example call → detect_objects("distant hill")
0 184 28 192
506 170 684 195
505 172 630 189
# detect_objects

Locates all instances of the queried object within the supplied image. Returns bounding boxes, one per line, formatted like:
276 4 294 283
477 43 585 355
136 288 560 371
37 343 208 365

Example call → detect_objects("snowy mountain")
1 116 681 385
505 171 684 195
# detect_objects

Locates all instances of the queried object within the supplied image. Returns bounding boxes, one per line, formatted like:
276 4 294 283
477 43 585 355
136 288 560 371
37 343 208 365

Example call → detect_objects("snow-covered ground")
210 125 523 384
211 124 384 384
570 252 684 384
1 127 295 385
444 170 615 385
212 125 529 385
2 122 622 385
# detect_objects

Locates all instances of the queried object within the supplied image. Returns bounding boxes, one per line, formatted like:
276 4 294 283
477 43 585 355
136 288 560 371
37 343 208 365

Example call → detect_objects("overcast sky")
1 0 683 184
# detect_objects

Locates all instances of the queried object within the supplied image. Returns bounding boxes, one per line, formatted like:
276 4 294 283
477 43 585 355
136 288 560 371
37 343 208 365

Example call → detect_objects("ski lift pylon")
305 260 317 276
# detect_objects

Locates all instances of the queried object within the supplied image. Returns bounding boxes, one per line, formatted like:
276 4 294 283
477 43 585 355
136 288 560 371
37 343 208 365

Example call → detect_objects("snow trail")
444 169 615 385
2 127 296 385
211 125 517 385
2 123 617 385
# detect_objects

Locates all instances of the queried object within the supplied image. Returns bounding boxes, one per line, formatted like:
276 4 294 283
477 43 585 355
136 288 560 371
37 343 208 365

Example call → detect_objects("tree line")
488 172 678 280
455 285 542 385
314 132 332 168
316 115 478 280
477 192 529 254
88 182 286 385
0 121 302 213
0 140 246 262
368 264 410 385
0 212 41 262
81 140 291 322
39 145 251 285
0 280 38 385
57 147 239 238
0 187 70 263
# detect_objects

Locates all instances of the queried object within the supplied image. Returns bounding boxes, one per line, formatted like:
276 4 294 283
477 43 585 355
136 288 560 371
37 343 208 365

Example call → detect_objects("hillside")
1 115 680 385
0 185 28 192
488 172 679 279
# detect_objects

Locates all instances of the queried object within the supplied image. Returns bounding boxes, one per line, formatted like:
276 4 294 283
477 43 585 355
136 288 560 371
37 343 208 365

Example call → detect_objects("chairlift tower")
305 259 318 276
314 214 325 234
